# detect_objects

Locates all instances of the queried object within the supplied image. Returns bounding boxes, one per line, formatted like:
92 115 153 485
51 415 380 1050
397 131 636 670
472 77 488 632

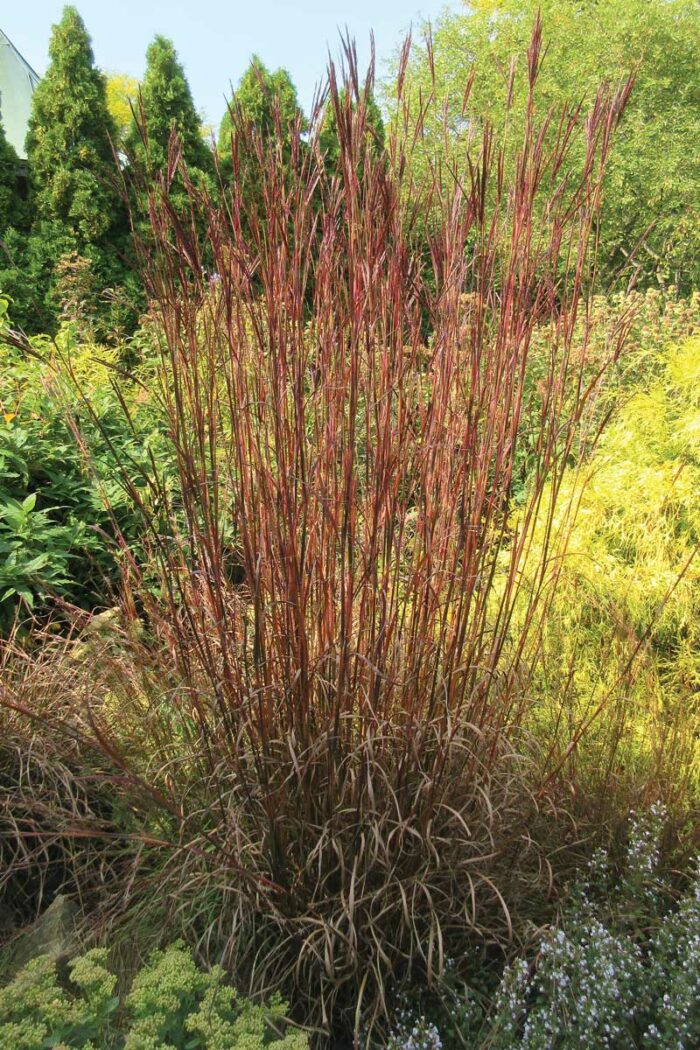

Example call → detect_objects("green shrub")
0 942 308 1050
0 298 170 631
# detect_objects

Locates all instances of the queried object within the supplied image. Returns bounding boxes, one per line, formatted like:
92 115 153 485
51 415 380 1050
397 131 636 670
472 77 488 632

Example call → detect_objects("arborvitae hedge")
217 56 303 175
318 88 386 178
126 35 213 189
0 121 24 234
23 5 132 334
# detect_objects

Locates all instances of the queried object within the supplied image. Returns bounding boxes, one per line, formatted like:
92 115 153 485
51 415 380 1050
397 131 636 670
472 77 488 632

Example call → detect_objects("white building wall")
0 29 39 159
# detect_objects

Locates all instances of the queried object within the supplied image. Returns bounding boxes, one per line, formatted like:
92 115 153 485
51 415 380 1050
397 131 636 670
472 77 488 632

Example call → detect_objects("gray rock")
8 895 79 971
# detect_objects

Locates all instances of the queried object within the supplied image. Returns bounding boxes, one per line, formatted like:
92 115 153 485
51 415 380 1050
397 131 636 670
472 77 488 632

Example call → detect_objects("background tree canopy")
105 72 139 143
395 0 700 291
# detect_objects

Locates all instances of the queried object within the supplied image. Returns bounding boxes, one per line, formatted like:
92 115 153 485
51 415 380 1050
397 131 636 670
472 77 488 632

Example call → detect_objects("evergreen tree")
0 119 24 234
217 56 303 177
0 118 32 327
126 36 212 186
218 56 303 144
24 5 131 333
318 88 386 179
216 56 304 244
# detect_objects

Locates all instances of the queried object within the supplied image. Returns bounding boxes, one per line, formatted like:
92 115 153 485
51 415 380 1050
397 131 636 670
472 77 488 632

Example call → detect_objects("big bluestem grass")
0 24 636 1045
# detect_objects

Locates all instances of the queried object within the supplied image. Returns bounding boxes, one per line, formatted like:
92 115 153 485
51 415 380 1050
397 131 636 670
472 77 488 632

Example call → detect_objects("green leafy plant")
0 492 78 612
0 948 118 1049
0 300 173 631
0 942 307 1050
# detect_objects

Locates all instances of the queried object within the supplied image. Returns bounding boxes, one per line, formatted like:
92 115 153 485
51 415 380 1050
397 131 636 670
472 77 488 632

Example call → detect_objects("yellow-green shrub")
0 942 307 1050
526 335 700 812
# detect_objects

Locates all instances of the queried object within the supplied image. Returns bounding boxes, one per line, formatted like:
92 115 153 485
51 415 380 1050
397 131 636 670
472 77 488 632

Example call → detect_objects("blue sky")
4 1 450 128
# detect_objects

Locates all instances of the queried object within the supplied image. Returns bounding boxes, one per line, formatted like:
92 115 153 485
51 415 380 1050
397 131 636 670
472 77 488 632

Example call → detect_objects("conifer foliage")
0 109 32 325
318 87 385 178
0 120 23 235
217 56 303 173
216 56 304 237
24 6 130 332
126 36 212 185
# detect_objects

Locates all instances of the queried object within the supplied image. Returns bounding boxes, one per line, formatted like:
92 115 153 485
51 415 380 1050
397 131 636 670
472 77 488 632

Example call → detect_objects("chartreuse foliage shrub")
0 941 308 1049
518 329 700 810
515 289 700 499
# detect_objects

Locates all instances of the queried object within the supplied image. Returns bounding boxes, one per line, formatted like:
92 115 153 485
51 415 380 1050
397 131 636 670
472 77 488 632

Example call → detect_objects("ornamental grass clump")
1 23 634 1046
